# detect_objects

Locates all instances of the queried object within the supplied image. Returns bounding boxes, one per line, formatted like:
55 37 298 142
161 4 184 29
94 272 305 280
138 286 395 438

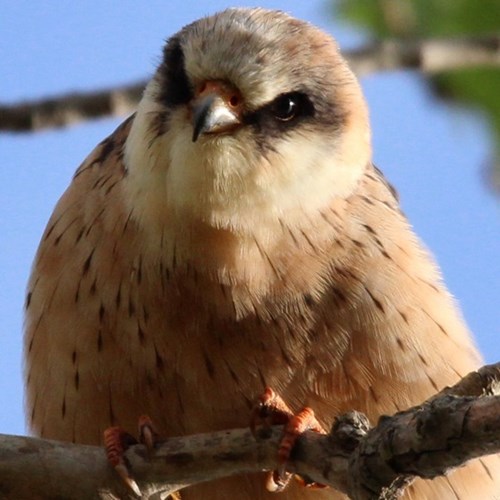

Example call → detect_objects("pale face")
124 8 371 235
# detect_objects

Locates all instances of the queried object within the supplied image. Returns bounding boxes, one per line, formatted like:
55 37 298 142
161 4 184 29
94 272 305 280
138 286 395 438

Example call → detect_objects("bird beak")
191 80 242 142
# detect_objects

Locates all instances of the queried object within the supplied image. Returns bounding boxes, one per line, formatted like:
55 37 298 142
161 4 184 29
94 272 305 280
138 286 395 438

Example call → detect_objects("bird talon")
250 387 293 438
278 407 328 489
265 469 292 493
104 425 142 496
251 388 329 492
138 414 159 451
115 462 142 497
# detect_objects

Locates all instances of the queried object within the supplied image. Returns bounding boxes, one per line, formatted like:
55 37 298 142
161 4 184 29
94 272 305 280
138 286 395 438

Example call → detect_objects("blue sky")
1 1 498 438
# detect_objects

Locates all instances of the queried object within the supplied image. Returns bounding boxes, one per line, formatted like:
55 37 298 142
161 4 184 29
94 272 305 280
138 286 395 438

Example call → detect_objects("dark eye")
271 94 298 121
243 91 313 131
268 92 314 125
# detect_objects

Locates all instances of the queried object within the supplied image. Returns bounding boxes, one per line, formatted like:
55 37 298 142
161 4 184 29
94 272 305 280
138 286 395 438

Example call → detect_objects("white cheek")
257 133 365 219
164 126 366 235
123 90 173 229
124 90 368 237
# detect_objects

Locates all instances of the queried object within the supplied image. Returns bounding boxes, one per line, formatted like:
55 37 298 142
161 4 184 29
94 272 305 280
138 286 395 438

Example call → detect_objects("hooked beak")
191 81 242 142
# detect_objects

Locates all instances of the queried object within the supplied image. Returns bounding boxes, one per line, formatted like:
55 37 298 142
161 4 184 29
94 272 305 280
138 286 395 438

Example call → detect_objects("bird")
24 7 500 499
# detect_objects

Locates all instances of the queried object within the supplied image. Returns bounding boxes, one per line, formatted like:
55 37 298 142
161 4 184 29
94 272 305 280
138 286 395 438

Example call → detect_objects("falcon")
25 8 500 498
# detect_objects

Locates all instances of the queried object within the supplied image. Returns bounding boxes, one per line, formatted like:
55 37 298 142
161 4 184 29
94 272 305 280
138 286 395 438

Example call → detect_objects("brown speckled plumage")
25 8 500 499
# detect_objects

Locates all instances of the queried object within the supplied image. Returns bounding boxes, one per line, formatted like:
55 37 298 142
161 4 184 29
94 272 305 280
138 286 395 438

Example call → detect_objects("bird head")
125 8 371 235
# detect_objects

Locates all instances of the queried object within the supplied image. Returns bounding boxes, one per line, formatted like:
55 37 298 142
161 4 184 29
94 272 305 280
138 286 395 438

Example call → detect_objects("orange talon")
104 415 161 497
278 407 325 465
138 414 159 451
265 469 293 493
103 426 141 496
250 387 293 437
278 407 328 489
251 387 329 492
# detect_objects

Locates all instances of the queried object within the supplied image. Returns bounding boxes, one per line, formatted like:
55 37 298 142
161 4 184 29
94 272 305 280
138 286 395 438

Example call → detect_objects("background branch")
0 84 144 133
0 363 498 499
348 35 500 76
1 35 498 133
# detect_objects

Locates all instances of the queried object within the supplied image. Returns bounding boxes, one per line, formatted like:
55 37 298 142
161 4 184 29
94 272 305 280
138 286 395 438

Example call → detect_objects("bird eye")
244 92 313 131
271 94 299 121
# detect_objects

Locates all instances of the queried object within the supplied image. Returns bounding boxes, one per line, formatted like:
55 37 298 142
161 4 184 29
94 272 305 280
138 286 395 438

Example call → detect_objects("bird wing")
24 115 145 443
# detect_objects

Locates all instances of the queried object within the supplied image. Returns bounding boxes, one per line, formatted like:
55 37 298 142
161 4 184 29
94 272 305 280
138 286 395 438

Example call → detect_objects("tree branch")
0 84 144 133
0 363 498 499
1 35 499 133
348 34 500 76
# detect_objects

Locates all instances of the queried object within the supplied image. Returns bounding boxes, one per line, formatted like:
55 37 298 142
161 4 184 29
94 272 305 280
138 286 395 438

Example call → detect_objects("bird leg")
104 415 159 497
251 387 328 492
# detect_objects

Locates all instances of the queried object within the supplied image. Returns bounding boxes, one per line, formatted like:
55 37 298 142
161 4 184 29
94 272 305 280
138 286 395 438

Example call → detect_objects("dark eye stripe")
157 37 193 107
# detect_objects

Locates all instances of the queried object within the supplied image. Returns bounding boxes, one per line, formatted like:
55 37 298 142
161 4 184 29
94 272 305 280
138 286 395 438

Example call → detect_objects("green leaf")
335 0 500 181
336 0 500 37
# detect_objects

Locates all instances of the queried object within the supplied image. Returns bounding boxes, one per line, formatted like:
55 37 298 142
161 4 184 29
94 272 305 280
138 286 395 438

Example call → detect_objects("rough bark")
0 363 498 499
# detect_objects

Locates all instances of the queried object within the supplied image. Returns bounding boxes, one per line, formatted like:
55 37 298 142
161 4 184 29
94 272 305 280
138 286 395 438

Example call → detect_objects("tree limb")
0 363 498 499
0 84 144 133
1 35 499 133
348 35 500 76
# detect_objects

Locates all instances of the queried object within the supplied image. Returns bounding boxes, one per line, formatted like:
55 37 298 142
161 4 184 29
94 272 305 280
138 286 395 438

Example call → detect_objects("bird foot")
251 387 328 492
104 415 159 497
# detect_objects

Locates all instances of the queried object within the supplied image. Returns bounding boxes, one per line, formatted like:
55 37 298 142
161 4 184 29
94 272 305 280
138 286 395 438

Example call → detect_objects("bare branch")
346 362 500 499
1 35 499 133
434 361 500 398
0 363 498 499
0 433 134 499
0 84 145 133
347 393 500 499
348 35 500 76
